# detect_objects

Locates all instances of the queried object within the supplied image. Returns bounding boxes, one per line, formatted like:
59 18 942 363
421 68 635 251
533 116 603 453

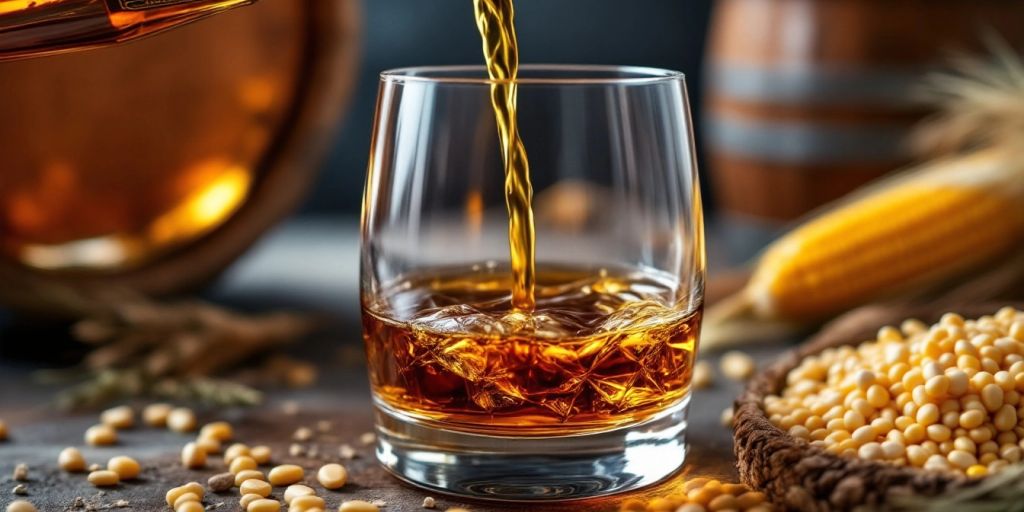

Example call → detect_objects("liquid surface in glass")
363 265 700 435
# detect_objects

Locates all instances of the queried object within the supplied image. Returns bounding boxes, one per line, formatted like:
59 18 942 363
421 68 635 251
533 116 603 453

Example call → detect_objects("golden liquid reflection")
15 159 252 270
0 0 62 15
464 190 484 235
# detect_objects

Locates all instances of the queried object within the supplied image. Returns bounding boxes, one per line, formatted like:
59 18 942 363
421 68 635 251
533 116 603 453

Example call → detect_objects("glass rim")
379 64 686 85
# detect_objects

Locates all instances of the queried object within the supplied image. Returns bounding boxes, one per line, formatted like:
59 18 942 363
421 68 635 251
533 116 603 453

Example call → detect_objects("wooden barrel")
0 0 360 311
704 0 1024 221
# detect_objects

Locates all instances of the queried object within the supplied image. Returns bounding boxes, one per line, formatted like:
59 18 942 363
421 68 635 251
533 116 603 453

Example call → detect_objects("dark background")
305 0 715 214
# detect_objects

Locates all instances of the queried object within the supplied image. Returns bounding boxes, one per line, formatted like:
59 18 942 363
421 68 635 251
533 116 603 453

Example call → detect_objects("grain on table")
107 455 141 479
240 494 264 509
721 351 756 381
195 436 222 455
87 469 120 487
268 464 304 486
84 424 117 446
284 484 316 503
58 447 87 472
317 463 348 489
167 407 197 433
230 455 258 474
165 482 205 507
6 500 37 512
692 360 714 389
199 421 234 442
225 443 251 464
234 469 266 486
250 445 272 465
13 463 28 481
100 405 134 429
173 492 201 509
176 501 205 512
290 495 326 512
721 407 734 427
181 442 207 469
247 498 281 512
208 472 235 492
338 500 379 512
143 403 173 427
240 479 272 498
293 426 314 442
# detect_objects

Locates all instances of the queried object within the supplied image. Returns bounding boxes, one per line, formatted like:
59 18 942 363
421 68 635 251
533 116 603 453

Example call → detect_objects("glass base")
373 395 690 502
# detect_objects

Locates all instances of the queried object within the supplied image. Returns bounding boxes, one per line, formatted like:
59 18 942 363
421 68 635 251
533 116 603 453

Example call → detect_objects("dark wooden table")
0 218 783 511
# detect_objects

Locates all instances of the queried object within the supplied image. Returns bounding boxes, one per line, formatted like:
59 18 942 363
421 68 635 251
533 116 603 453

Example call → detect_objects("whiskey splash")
473 0 535 311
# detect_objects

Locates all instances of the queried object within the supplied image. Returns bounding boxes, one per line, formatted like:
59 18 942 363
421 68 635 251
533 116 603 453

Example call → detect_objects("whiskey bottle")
0 0 254 60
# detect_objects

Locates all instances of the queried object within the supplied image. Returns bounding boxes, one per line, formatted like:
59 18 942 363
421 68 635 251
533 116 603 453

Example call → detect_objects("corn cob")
704 147 1024 348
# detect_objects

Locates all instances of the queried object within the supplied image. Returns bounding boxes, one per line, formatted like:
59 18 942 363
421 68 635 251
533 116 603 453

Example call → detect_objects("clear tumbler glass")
360 65 705 501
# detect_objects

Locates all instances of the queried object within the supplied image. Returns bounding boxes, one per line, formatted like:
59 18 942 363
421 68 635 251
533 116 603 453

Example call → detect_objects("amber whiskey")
362 265 701 436
0 0 253 60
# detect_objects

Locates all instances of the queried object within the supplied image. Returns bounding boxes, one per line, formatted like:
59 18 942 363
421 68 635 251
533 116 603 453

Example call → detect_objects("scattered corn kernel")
176 501 204 512
196 436 224 456
235 469 266 486
247 498 281 512
181 442 207 469
85 424 118 446
224 443 251 464
721 351 756 380
100 406 134 429
143 403 173 427
720 407 734 427
199 421 233 442
422 497 436 509
317 463 348 490
167 408 197 433
268 464 304 486
338 501 380 512
88 469 120 487
59 447 86 472
230 455 258 475
13 463 28 481
240 479 272 498
693 360 714 389
291 495 327 512
767 308 1024 476
166 482 205 507
284 484 316 503
294 427 314 442
240 494 263 509
173 492 201 509
250 445 272 465
6 501 37 512
108 455 141 480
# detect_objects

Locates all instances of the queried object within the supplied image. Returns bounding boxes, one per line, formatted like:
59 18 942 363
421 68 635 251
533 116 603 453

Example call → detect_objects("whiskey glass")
360 65 705 501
